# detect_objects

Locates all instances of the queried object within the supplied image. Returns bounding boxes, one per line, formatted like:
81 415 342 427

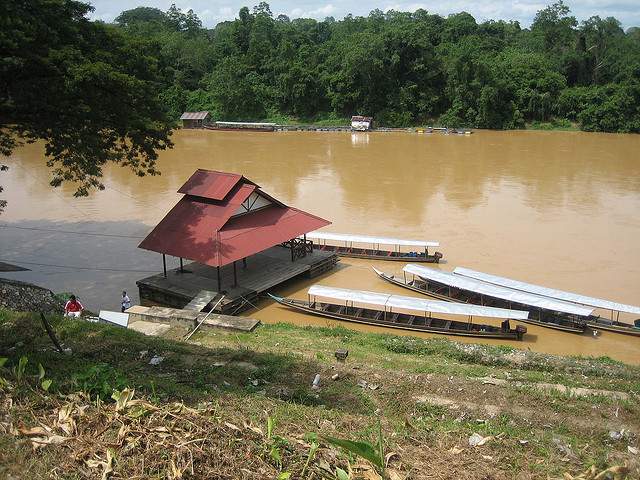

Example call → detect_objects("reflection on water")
1 130 639 363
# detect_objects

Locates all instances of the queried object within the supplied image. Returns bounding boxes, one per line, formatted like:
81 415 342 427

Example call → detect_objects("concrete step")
184 290 219 312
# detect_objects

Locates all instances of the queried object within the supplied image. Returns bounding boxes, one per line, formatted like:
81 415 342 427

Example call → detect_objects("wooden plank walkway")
184 290 219 311
137 246 338 315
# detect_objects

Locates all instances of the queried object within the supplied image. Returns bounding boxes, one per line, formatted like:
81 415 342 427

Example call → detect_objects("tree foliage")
109 1 639 133
1 0 173 200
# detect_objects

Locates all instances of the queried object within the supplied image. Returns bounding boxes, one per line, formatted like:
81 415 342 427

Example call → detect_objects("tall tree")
1 0 173 204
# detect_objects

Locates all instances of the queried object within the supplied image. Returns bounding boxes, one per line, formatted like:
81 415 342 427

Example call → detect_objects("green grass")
1 308 638 479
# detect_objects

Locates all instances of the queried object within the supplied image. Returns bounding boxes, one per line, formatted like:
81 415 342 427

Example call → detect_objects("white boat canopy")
306 231 439 248
403 264 594 317
307 285 529 319
454 267 640 315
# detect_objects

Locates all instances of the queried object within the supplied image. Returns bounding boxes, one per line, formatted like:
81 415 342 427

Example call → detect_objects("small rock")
312 374 321 389
368 383 380 391
357 379 368 388
331 374 339 381
609 429 625 441
149 355 164 366
628 446 639 455
469 433 492 447
212 362 226 367
519 440 529 446
251 379 259 386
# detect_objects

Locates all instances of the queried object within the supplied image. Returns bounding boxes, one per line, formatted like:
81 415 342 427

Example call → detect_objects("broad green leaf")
38 363 46 380
322 435 383 469
16 356 28 380
304 432 318 443
277 472 291 479
0 357 7 368
335 467 350 480
41 379 53 392
270 446 282 466
112 388 135 411
267 416 274 439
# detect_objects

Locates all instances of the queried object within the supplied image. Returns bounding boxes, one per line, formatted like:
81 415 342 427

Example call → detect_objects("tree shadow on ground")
0 312 371 415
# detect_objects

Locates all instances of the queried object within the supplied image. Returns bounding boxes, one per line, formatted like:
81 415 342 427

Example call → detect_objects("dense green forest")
113 1 640 132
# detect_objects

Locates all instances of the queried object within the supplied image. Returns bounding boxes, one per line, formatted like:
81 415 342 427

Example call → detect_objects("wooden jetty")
270 285 528 340
138 246 337 314
137 169 337 315
374 266 589 334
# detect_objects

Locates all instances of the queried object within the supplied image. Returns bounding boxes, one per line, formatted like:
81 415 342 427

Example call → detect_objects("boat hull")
586 320 640 337
373 269 586 334
313 244 443 263
269 295 526 340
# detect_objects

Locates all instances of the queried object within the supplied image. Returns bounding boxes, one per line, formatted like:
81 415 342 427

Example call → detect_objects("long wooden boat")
453 267 640 337
269 285 528 340
306 231 443 263
373 266 588 334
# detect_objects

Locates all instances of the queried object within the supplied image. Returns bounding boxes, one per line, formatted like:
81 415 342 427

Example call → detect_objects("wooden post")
179 257 184 273
162 254 167 278
40 313 64 354
233 261 238 287
217 266 221 291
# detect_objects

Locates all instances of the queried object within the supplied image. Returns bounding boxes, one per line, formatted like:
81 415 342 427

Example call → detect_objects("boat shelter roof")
454 267 640 315
307 231 439 248
403 264 594 317
139 169 330 268
180 111 209 120
308 285 529 319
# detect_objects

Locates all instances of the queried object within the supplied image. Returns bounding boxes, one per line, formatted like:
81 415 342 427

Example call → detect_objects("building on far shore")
180 111 210 128
351 115 373 131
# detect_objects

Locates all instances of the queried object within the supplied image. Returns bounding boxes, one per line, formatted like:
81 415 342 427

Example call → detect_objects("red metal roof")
177 169 255 200
139 170 330 267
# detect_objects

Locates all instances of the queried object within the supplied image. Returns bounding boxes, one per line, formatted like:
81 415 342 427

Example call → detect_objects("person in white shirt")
121 291 131 312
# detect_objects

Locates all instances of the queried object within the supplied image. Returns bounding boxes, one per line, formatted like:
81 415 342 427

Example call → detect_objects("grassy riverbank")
1 309 638 478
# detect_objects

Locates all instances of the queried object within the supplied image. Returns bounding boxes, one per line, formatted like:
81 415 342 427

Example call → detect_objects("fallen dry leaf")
448 446 464 455
224 422 241 432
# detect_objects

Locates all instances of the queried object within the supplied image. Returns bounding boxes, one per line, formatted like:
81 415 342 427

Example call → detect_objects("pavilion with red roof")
136 169 337 314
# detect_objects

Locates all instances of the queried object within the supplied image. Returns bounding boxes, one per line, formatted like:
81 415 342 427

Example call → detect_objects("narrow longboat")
373 266 589 334
305 232 443 263
269 285 528 340
453 267 640 337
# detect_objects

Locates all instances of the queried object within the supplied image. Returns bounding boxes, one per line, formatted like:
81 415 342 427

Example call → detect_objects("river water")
1 130 639 363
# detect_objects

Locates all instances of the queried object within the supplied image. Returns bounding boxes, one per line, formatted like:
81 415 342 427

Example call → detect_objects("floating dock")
137 246 338 315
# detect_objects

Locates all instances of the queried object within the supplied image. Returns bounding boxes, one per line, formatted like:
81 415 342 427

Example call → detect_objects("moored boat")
269 285 528 340
306 231 443 263
453 267 640 337
373 266 589 334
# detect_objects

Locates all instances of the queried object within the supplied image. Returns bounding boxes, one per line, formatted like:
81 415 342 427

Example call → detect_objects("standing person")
121 291 131 312
64 295 84 317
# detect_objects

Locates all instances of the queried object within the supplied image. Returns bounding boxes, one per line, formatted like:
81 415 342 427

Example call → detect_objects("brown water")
2 130 639 363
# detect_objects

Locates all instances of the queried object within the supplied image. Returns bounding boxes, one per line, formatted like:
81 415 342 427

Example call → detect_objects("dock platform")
137 246 338 315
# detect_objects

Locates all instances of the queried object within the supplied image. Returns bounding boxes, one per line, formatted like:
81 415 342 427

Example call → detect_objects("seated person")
64 295 84 318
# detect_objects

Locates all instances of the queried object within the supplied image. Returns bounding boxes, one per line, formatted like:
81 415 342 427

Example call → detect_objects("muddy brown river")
1 130 639 363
